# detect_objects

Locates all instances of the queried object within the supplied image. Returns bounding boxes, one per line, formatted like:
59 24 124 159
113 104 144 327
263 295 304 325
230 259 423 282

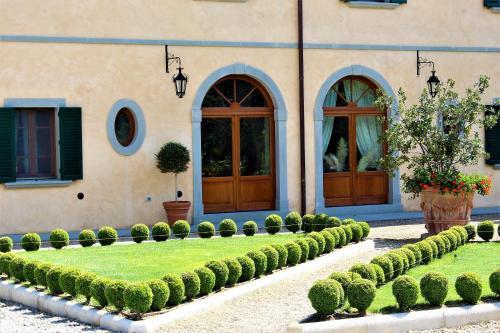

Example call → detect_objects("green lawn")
369 242 500 313
18 234 301 282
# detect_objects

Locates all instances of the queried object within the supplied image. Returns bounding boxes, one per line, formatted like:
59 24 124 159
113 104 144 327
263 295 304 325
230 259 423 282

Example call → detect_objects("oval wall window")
114 108 136 147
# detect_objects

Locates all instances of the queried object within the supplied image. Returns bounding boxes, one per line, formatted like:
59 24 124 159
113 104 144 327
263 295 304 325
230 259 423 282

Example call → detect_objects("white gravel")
410 321 500 333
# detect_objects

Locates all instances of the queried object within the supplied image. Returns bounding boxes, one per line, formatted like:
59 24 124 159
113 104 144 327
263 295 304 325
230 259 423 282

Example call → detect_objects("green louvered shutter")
390 0 407 3
485 105 500 165
59 107 83 180
0 108 16 183
485 0 500 8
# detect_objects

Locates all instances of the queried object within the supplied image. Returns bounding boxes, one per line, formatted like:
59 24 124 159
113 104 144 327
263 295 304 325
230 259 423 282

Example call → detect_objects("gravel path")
410 321 500 333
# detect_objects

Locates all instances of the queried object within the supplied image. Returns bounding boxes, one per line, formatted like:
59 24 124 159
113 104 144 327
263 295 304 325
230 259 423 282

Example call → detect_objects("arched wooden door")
322 76 388 206
201 76 276 213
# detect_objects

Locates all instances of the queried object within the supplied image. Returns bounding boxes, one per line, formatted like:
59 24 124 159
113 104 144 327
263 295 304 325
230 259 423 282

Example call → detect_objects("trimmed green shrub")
371 256 394 281
449 228 464 247
400 248 416 268
105 280 129 310
21 233 41 252
181 271 201 300
349 263 377 283
197 221 215 239
358 222 370 239
477 221 495 242
195 266 216 294
124 282 153 314
78 229 96 247
265 214 283 235
98 226 118 246
152 222 170 241
392 275 419 310
294 238 309 263
393 250 409 273
308 232 325 254
455 272 482 304
204 260 229 289
131 224 149 243
162 273 185 306
328 271 361 296
222 257 242 286
147 279 169 310
385 252 404 278
236 256 255 282
313 213 329 232
370 264 385 285
343 218 356 225
271 243 288 269
427 236 445 258
219 219 237 237
285 242 302 266
284 212 302 233
308 279 343 315
47 266 65 295
242 221 258 236
90 277 111 307
260 246 279 273
350 224 363 243
49 229 70 249
59 268 81 296
441 235 451 253
302 214 315 233
464 224 476 241
0 237 13 253
420 271 448 306
441 231 458 251
0 253 15 276
172 220 191 239
489 269 500 296
305 237 319 260
347 278 376 313
9 257 27 281
341 225 353 244
325 228 339 247
451 226 467 245
34 262 54 287
426 239 439 259
23 260 39 285
246 250 267 278
416 241 433 264
327 216 342 228
320 230 335 253
335 227 347 247
75 272 97 302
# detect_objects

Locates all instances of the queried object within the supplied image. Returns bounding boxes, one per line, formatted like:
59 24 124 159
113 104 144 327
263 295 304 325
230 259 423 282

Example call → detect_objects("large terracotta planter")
162 201 191 226
420 188 474 234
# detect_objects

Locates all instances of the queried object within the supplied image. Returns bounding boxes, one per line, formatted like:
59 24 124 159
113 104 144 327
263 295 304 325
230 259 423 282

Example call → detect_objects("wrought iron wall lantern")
165 45 188 98
417 50 440 98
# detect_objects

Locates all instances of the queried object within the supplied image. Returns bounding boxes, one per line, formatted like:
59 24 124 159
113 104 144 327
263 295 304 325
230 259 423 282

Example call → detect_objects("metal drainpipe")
298 0 306 216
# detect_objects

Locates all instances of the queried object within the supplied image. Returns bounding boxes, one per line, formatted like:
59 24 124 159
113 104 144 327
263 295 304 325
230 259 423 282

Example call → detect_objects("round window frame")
107 99 146 156
114 107 136 147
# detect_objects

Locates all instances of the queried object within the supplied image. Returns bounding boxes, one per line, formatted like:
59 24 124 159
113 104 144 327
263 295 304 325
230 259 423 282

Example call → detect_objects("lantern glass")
427 70 440 98
173 68 188 98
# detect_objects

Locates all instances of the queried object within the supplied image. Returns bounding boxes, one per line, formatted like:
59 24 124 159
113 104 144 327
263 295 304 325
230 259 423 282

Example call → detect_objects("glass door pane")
240 117 271 176
323 116 350 173
355 115 383 172
201 118 233 177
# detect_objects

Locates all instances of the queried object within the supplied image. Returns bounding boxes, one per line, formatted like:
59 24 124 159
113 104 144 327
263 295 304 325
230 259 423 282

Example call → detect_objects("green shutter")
390 0 407 3
0 108 16 183
59 107 83 180
485 0 500 8
485 105 500 165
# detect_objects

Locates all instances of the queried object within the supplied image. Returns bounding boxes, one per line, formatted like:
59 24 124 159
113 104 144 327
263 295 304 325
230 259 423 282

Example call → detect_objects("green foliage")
124 282 153 314
285 212 302 233
75 272 97 302
147 279 169 311
347 278 376 313
34 262 54 287
449 228 464 246
328 271 361 299
343 218 356 225
172 220 191 239
259 246 279 273
23 260 39 285
455 272 483 304
416 241 433 264
204 260 229 289
371 256 394 281
294 238 309 263
441 235 451 253
242 221 258 236
341 225 353 244
222 257 243 286
236 256 255 282
246 250 267 278
441 231 458 250
152 222 170 241
131 224 149 243
49 229 69 249
219 219 237 237
308 279 343 315
313 213 329 232
195 267 216 295
392 275 419 310
197 221 215 239
47 266 65 295
324 228 340 247
78 229 96 247
98 226 118 246
370 264 385 285
271 243 288 269
427 236 445 258
349 224 363 243
451 226 468 245
393 250 410 273
358 222 370 239
302 214 315 233
155 142 190 174
265 214 283 235
464 224 476 241
162 273 185 306
334 227 347 247
285 242 302 266
420 271 448 306
320 230 335 253
21 233 41 252
327 216 342 228
385 252 404 278
349 263 377 283
308 232 325 254
181 271 201 300
426 239 439 259
90 277 111 307
400 248 416 268
0 237 13 253
59 268 81 297
489 269 500 296
9 256 27 281
305 237 319 260
105 280 129 310
477 221 495 241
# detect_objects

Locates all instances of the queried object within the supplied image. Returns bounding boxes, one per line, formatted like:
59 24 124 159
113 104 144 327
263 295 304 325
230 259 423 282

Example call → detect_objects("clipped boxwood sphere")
152 222 170 241
489 269 500 296
350 224 363 243
420 271 448 306
246 250 267 278
34 262 54 287
427 236 445 258
313 213 329 232
320 230 335 253
294 238 310 263
341 225 353 244
47 266 65 295
393 250 409 274
49 229 69 249
334 227 347 247
358 222 370 239
464 224 476 241
75 272 97 301
441 231 458 251
308 232 325 254
195 267 216 295
181 271 201 300
477 221 495 242
259 246 279 273
219 219 237 237
426 239 439 259
440 235 451 253
0 237 13 253
449 228 464 247
402 244 422 266
302 214 315 233
23 260 39 285
343 218 356 225
0 253 15 276
400 248 416 268
265 214 283 235
455 272 483 304
204 260 229 290
222 257 243 286
370 264 385 285
416 241 434 264
162 273 186 306
385 252 404 278
78 229 96 247
21 233 41 252
349 263 377 284
147 279 169 311
285 242 302 266
124 282 153 314
90 277 111 307
9 256 27 281
328 272 361 296
371 256 394 281
325 228 340 247
172 220 191 239
308 279 343 315
271 243 288 269
105 280 129 310
327 216 342 228
131 224 149 243
59 268 81 297
236 256 255 282
305 237 319 260
242 221 258 236
392 275 419 309
98 226 118 246
197 221 215 239
347 278 376 313
451 226 467 245
285 212 302 233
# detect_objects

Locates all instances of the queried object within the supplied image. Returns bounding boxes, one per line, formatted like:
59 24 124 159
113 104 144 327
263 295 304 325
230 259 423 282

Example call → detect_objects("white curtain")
322 89 337 155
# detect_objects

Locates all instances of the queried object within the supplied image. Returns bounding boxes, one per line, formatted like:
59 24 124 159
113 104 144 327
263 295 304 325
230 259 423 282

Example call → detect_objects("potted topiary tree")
156 142 191 226
376 76 497 234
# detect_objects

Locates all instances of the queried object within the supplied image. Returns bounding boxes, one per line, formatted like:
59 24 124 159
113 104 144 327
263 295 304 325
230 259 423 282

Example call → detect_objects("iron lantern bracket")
416 50 436 76
165 45 182 73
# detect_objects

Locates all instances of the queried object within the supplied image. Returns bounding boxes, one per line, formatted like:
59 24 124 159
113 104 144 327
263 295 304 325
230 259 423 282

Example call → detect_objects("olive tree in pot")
376 76 497 234
156 142 191 226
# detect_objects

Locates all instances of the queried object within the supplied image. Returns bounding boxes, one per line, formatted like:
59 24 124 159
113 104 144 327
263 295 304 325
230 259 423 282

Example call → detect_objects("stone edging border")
0 240 375 333
287 301 500 333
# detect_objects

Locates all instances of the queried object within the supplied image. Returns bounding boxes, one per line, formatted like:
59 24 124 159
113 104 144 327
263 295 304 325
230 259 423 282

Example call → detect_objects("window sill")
4 179 73 189
494 165 500 170
348 2 400 9
492 8 500 14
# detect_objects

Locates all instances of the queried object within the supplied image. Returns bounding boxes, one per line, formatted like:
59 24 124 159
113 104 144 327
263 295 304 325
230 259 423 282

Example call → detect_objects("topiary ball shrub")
218 219 237 237
152 222 170 241
0 253 15 276
440 235 451 253
349 263 377 284
489 269 500 296
285 242 302 266
197 221 215 239
343 218 356 225
131 224 149 243
90 277 111 307
75 272 97 302
420 271 448 306
464 224 476 241
400 248 416 268
124 282 153 315
416 241 434 264
172 220 191 239
9 257 27 281
427 236 445 258
259 246 279 273
147 279 169 311
455 272 482 304
347 278 376 314
328 271 361 302
34 262 54 287
358 222 370 239
195 267 216 295
49 229 70 249
341 225 353 244
370 264 385 285
181 271 201 300
393 250 410 274
162 273 185 306
204 260 229 290
371 256 394 282
59 268 81 297
0 237 13 253
302 214 315 233
265 214 283 235
392 275 419 310
335 227 347 247
78 229 96 247
294 238 310 263
385 252 404 278
47 266 65 295
23 260 39 285
246 250 267 278
451 226 468 245
449 228 464 247
308 279 343 315
242 221 258 236
327 216 342 228
222 258 242 286
236 256 255 282
325 228 340 247
320 230 335 253
308 232 325 254
105 280 129 310
350 224 363 243
285 212 302 233
98 226 118 246
21 233 41 252
441 231 458 251
271 243 288 269
313 213 329 232
477 221 495 242
426 239 439 259
305 237 319 260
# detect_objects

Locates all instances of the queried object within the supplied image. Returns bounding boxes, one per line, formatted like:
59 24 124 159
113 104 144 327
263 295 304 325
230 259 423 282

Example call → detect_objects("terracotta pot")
162 201 191 226
420 188 474 235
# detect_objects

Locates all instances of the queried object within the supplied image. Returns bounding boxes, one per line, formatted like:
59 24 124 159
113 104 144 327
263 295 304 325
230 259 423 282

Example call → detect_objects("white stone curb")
287 302 500 333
